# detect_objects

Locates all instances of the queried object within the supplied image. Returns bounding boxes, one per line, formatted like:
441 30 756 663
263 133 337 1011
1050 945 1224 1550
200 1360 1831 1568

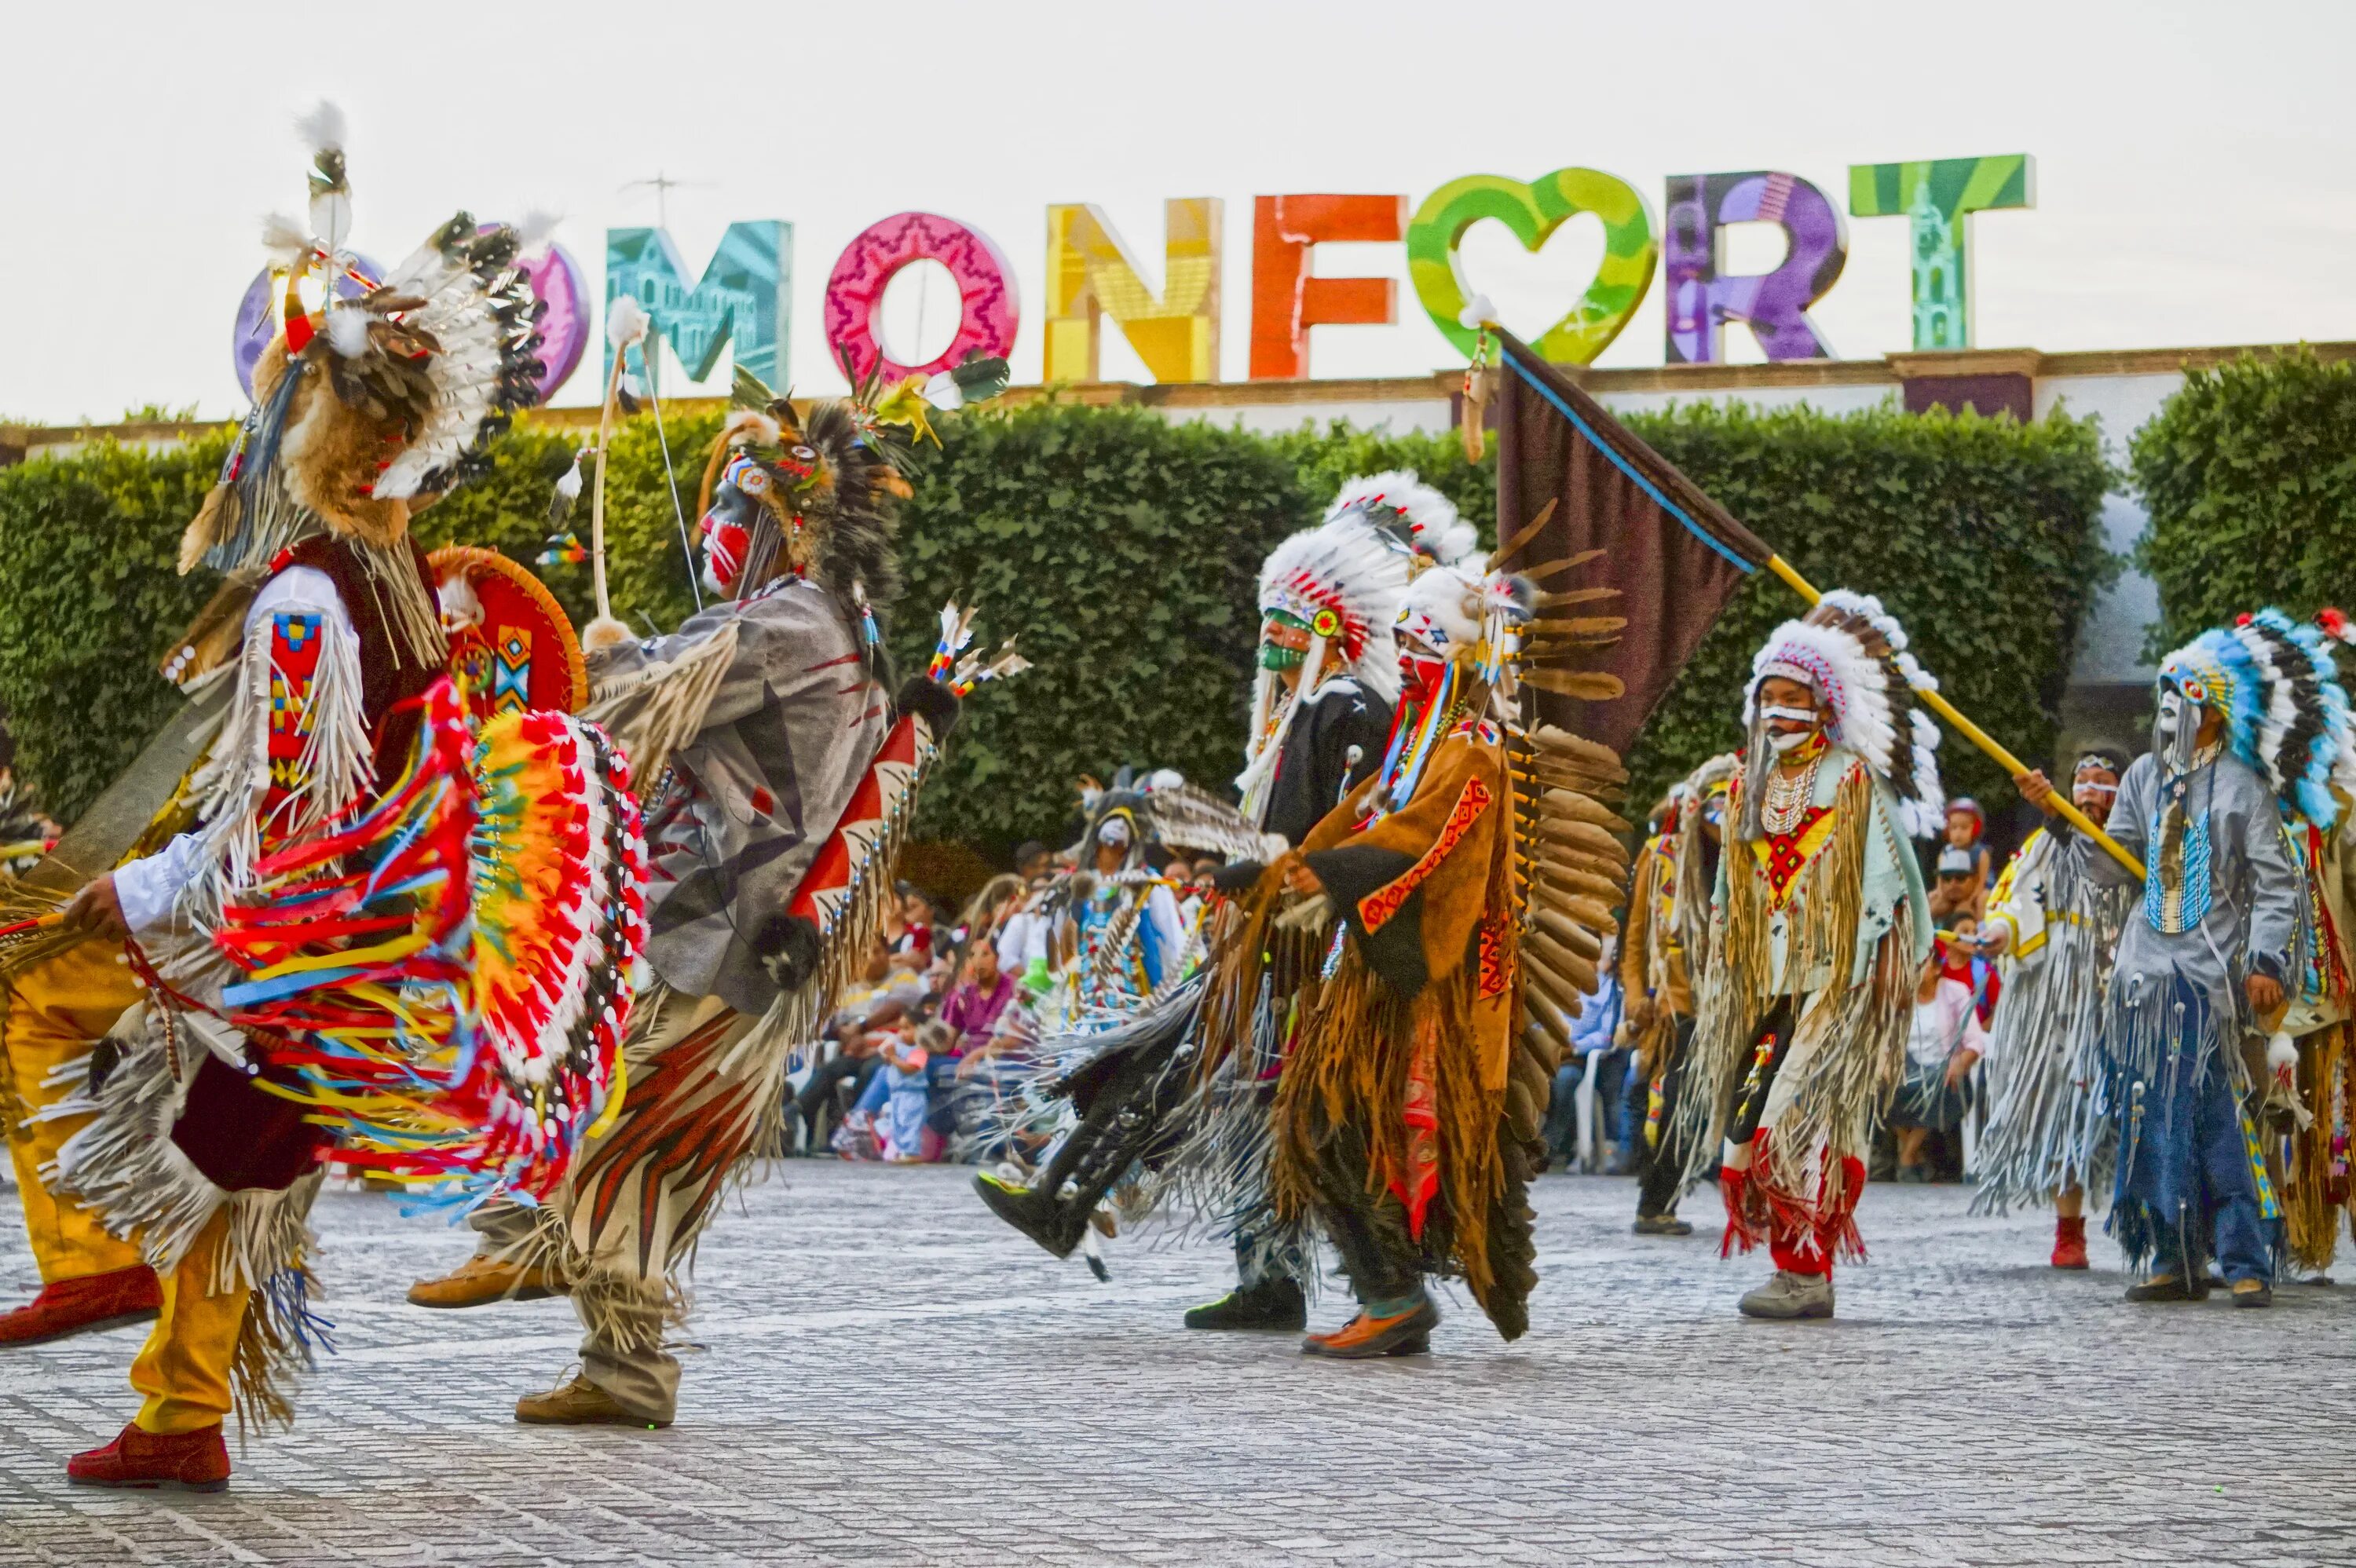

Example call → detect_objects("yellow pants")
130 1208 244 1435
2 941 145 1284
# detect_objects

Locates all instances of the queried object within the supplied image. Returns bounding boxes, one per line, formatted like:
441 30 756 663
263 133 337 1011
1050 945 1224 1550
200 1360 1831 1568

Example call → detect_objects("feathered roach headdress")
1742 589 1944 839
694 354 1010 630
179 104 545 665
2165 610 2356 828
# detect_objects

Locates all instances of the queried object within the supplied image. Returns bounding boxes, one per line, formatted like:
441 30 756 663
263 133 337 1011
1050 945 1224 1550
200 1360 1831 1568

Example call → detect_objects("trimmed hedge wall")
0 397 2116 853
2131 347 2356 656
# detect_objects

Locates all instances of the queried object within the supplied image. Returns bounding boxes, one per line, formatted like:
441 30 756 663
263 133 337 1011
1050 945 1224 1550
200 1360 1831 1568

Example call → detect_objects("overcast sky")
3 0 2349 422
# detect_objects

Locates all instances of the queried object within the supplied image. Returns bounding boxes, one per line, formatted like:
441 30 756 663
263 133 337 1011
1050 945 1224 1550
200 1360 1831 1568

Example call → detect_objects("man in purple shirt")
940 942 1017 1056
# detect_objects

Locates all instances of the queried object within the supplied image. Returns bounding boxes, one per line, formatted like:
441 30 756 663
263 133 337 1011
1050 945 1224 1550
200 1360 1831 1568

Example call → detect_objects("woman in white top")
1893 936 1992 1181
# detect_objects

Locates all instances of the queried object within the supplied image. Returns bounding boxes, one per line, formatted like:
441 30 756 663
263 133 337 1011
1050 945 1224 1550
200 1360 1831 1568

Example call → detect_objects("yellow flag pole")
1763 554 2146 881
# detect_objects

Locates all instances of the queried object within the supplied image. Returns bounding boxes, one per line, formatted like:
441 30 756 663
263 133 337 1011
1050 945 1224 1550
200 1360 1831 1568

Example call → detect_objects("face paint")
1758 704 1819 728
701 510 750 596
1767 727 1817 757
1259 611 1311 671
2156 688 2183 736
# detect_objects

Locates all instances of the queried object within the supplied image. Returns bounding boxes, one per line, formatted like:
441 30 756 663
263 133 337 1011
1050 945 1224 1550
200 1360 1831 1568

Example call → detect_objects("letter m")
605 221 793 389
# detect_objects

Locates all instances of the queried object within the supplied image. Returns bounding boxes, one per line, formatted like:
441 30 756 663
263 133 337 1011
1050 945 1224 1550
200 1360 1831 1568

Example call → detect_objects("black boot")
1183 1274 1308 1331
973 1051 1179 1259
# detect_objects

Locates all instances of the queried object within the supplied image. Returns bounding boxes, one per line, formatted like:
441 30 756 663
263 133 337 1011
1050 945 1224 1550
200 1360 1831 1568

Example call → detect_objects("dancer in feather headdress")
1049 513 1633 1358
972 477 1453 1325
2065 619 2307 1306
1676 591 1939 1321
1966 747 2135 1268
4 108 637 1491
2274 609 2356 1277
2092 609 2356 1289
404 352 1008 1427
1236 473 1465 846
1622 752 1736 1237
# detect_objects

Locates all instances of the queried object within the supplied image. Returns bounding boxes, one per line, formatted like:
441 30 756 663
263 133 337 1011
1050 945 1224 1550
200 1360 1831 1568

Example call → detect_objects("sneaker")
1301 1296 1440 1359
406 1255 562 1310
1184 1275 1308 1331
2230 1279 2274 1309
1737 1270 1834 1320
0 1266 163 1347
514 1371 671 1428
1632 1214 1694 1237
66 1423 230 1492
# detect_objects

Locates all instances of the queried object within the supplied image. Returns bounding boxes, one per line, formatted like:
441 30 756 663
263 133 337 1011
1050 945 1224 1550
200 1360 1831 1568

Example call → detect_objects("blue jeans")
2111 989 2271 1284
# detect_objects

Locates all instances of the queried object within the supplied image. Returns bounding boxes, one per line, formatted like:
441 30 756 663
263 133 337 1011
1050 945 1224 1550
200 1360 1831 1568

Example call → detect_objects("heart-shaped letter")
1407 169 1657 364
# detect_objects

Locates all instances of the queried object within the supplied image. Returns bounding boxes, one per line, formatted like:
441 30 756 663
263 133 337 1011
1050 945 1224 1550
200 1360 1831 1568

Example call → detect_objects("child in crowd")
878 1023 949 1162
1941 799 1994 922
1893 934 1991 1182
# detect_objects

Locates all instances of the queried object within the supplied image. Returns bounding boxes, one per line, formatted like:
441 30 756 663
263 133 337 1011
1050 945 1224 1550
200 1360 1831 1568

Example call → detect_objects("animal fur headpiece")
2164 610 2356 828
1744 590 1943 837
182 104 545 576
697 367 907 616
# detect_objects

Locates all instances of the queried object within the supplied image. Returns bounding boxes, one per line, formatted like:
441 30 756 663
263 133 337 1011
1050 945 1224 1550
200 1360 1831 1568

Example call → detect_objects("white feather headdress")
1325 470 1476 567
1745 589 1944 837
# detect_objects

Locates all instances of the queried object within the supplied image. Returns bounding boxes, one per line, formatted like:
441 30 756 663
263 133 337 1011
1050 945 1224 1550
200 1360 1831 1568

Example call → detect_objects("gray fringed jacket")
593 579 890 1017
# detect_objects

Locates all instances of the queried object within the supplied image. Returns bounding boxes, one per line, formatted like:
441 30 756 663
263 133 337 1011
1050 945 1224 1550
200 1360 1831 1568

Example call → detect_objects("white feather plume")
514 210 561 250
294 101 346 156
324 304 371 359
607 294 650 348
259 213 310 266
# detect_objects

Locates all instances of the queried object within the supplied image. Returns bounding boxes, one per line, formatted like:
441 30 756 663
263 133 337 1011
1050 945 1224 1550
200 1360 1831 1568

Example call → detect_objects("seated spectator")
1013 839 1053 883
1542 938 1625 1171
941 940 1017 1054
1893 937 1991 1182
878 1022 949 1162
791 937 920 1152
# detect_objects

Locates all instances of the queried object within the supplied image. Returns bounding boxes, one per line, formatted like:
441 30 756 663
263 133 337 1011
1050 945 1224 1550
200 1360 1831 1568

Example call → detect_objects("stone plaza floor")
3 1163 2353 1566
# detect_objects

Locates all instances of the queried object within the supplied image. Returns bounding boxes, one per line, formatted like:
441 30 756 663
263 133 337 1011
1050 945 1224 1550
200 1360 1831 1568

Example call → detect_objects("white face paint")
2156 688 2184 736
1768 728 1816 757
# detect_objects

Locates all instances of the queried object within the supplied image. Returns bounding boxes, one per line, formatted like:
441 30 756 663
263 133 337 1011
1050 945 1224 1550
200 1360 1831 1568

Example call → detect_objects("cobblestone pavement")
4 1164 2354 1566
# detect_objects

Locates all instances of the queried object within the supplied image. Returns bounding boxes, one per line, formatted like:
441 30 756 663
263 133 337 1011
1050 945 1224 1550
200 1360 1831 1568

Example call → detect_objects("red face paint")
701 513 748 594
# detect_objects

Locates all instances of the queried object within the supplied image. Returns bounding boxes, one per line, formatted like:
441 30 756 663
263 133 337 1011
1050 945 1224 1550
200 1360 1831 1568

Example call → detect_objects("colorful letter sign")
824 211 1020 382
1407 169 1657 364
1663 172 1847 363
1043 199 1222 383
1249 195 1405 380
1849 155 2036 351
605 221 792 390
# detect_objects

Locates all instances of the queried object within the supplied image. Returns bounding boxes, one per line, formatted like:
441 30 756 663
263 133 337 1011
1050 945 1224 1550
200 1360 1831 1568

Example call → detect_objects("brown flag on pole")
1492 328 1772 757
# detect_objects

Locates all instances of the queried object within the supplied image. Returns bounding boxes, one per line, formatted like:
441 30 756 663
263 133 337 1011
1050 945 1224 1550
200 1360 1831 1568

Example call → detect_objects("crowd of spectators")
800 788 2018 1188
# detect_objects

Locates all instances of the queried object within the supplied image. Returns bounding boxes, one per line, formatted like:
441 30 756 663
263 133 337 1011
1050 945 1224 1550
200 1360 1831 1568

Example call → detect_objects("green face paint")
1259 609 1310 671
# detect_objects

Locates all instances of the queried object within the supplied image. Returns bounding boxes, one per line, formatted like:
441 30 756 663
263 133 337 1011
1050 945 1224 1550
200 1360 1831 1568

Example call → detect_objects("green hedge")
2130 347 2356 656
0 397 2117 852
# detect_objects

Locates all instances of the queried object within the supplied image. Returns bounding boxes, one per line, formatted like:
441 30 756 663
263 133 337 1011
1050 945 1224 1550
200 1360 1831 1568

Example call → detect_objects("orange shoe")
67 1423 231 1493
1301 1297 1440 1359
0 1266 163 1347
2052 1216 2089 1270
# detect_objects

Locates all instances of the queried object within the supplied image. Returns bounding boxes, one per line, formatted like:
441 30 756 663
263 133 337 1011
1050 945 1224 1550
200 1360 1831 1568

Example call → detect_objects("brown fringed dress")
1213 721 1547 1340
